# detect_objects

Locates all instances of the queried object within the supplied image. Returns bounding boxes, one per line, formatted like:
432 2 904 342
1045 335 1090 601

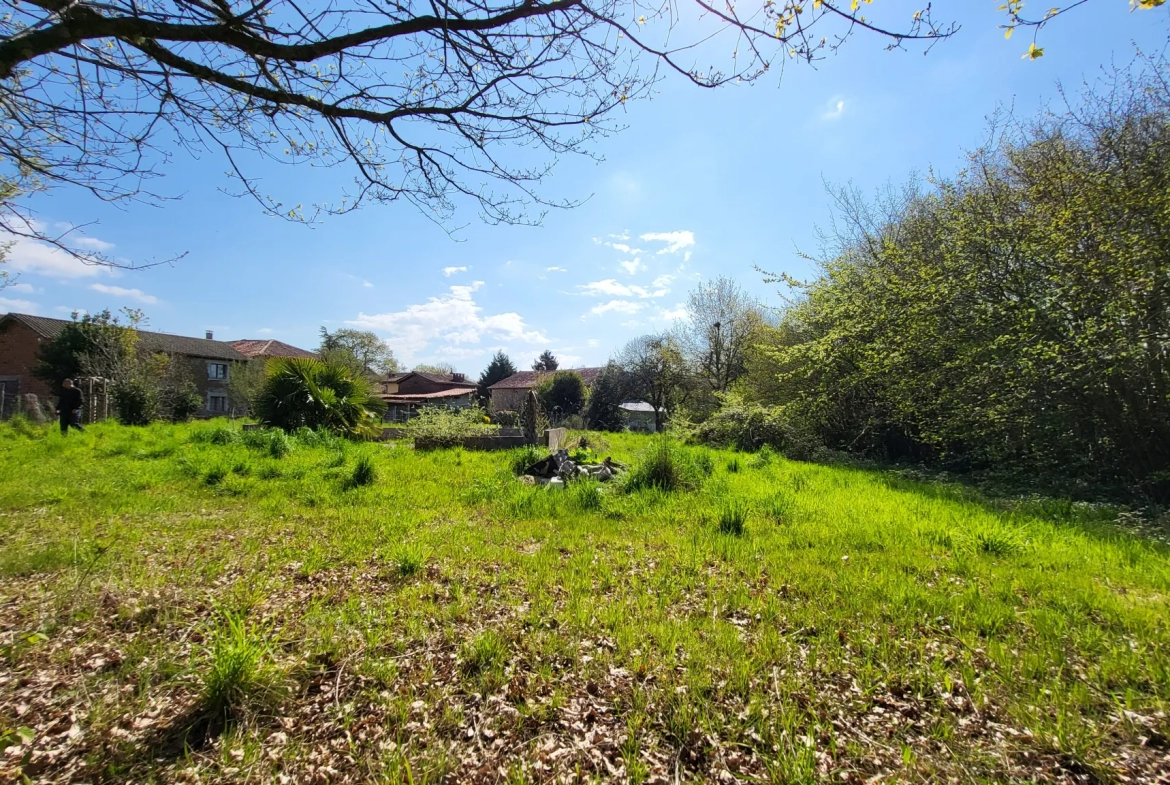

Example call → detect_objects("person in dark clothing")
57 378 85 435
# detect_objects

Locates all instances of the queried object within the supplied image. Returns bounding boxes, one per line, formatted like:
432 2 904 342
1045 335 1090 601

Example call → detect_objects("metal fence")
0 378 111 424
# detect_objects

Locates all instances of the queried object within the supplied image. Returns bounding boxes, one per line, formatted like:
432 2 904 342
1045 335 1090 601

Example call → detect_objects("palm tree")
252 357 387 437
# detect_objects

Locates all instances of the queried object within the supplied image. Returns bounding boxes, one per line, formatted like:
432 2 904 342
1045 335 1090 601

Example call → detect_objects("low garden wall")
414 434 530 451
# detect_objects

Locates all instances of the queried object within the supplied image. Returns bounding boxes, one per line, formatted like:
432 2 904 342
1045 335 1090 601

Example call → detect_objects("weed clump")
460 630 506 676
717 499 748 535
624 439 710 493
750 445 776 468
347 455 377 488
726 457 741 473
390 543 425 578
510 445 545 475
202 611 283 718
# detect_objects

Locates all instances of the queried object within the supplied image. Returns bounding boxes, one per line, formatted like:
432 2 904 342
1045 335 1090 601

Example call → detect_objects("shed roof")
0 313 246 361
619 401 659 413
381 388 476 403
488 367 604 390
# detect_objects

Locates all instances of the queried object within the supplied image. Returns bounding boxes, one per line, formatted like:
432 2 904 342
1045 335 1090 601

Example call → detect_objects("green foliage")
111 377 159 426
404 405 494 447
532 350 559 371
692 394 821 460
536 370 587 423
492 410 519 427
755 60 1170 491
623 438 710 493
318 327 398 376
34 309 139 389
584 362 630 431
166 382 203 423
510 444 545 475
253 357 387 437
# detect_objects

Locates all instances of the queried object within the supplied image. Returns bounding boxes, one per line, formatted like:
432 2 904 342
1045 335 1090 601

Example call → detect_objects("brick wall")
0 320 55 400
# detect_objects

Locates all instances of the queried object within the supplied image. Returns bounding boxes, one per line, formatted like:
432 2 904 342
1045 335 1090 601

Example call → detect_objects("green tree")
227 359 268 415
532 350 559 371
477 350 517 404
412 363 457 376
584 362 631 431
616 334 687 431
253 357 387 437
536 370 586 422
34 309 141 390
318 327 398 377
754 56 1170 492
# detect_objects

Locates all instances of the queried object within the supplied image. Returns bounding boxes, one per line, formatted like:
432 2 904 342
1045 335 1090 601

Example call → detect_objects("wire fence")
0 379 111 424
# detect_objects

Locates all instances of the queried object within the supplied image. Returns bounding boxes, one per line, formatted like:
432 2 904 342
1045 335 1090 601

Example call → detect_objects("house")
487 367 604 414
228 339 317 361
619 401 662 433
0 313 245 415
379 371 478 422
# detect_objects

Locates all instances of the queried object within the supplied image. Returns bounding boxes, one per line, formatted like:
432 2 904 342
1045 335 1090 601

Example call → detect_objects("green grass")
0 419 1168 783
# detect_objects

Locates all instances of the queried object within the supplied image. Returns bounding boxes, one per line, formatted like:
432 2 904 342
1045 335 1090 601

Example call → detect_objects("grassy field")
0 419 1168 784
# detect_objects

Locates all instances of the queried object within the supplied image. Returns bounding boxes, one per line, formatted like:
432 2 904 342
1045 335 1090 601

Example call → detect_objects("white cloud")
589 300 644 316
362 280 374 288
3 234 114 279
90 283 158 304
7 283 35 293
652 274 675 288
579 279 668 299
546 266 567 272
257 327 274 335
348 281 548 362
619 258 644 275
74 236 116 252
443 266 468 277
822 97 846 120
656 304 689 321
587 339 599 348
0 297 38 313
639 231 695 255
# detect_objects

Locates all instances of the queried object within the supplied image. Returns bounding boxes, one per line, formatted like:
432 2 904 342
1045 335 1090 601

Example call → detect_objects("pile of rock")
520 449 626 487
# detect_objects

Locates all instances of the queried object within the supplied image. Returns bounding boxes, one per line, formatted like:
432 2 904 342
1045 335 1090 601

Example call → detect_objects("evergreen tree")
532 350 559 371
477 350 517 405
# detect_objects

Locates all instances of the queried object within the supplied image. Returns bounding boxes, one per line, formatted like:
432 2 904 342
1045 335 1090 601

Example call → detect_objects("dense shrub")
493 410 519 428
111 378 159 426
536 371 587 423
690 394 821 460
756 59 1170 493
167 382 203 423
252 357 386 437
404 405 494 447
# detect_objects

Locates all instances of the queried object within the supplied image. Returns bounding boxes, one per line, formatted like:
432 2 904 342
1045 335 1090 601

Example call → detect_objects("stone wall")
490 387 529 414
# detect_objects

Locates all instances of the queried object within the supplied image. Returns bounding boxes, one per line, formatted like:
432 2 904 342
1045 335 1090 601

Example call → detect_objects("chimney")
452 373 465 382
205 330 214 340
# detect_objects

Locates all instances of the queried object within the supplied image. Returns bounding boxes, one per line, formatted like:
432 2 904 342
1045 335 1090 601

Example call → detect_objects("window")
207 393 229 413
208 362 229 380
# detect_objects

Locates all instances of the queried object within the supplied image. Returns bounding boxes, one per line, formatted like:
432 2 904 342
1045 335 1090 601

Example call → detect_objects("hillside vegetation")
0 420 1168 783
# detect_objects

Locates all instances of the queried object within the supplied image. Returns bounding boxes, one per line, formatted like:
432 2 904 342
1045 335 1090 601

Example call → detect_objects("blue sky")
2 2 1167 373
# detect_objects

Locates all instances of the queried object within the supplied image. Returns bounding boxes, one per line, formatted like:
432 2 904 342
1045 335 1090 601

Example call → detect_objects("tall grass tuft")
459 630 506 676
717 498 748 535
749 445 776 468
510 445 545 476
202 611 282 718
726 457 741 473
347 455 377 488
624 439 708 493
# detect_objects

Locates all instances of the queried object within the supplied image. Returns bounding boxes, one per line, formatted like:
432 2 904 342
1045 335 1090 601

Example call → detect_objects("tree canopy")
532 350 560 372
318 327 398 377
536 370 586 421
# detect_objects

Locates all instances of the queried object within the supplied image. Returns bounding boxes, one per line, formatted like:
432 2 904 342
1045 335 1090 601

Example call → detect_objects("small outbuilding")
619 401 662 433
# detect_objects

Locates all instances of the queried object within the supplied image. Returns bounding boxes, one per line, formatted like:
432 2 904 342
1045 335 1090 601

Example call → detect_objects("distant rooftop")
229 339 316 359
0 313 245 362
489 367 604 390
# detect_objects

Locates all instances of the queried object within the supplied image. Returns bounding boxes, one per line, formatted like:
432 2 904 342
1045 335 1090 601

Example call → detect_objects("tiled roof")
229 339 316 359
411 372 475 388
488 367 604 390
0 313 245 361
381 388 476 403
